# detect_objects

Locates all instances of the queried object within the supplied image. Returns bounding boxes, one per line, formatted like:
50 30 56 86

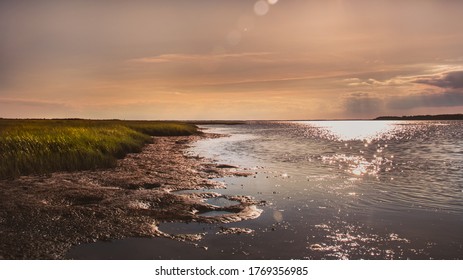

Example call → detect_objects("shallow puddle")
198 210 234 217
205 197 240 207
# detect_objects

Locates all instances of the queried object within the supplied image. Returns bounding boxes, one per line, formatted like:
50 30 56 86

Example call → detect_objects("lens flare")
254 0 269 16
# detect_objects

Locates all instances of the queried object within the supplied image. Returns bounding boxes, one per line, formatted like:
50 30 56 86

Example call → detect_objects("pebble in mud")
217 227 255 235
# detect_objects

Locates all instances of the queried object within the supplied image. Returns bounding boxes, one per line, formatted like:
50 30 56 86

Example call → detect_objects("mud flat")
0 134 261 259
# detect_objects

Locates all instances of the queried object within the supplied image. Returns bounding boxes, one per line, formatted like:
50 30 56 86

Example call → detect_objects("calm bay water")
68 121 463 259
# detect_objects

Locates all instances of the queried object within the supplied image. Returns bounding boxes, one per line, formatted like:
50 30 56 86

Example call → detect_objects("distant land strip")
375 114 463 120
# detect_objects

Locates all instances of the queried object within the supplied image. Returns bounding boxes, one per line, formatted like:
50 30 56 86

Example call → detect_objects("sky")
1 0 463 120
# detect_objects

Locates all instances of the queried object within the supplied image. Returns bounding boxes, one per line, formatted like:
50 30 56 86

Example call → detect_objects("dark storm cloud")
343 93 384 115
344 90 463 114
414 71 463 89
387 90 463 110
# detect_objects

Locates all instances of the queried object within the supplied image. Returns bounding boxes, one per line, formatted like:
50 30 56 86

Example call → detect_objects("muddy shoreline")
0 133 261 259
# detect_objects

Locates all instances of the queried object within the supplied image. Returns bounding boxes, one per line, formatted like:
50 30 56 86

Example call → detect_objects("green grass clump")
0 119 198 179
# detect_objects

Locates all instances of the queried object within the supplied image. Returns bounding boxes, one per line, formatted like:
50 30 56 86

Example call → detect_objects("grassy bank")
0 119 199 179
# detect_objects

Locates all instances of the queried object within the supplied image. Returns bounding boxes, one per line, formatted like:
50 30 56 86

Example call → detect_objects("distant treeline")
375 114 463 120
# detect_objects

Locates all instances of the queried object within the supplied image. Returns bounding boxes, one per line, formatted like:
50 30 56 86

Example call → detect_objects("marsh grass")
0 119 198 179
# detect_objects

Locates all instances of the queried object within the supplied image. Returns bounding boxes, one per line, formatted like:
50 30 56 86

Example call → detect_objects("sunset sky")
1 0 463 120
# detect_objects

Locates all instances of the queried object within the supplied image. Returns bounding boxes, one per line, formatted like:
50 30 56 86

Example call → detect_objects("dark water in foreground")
68 121 463 259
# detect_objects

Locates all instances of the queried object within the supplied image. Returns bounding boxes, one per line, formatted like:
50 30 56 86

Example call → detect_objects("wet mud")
0 134 261 259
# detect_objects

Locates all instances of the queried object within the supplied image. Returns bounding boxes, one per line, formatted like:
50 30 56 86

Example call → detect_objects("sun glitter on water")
298 121 399 141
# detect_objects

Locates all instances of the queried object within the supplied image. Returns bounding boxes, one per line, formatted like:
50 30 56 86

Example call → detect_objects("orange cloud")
128 52 274 64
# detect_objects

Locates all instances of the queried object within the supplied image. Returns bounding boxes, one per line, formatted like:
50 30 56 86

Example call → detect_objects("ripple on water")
308 222 413 260
158 222 218 235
